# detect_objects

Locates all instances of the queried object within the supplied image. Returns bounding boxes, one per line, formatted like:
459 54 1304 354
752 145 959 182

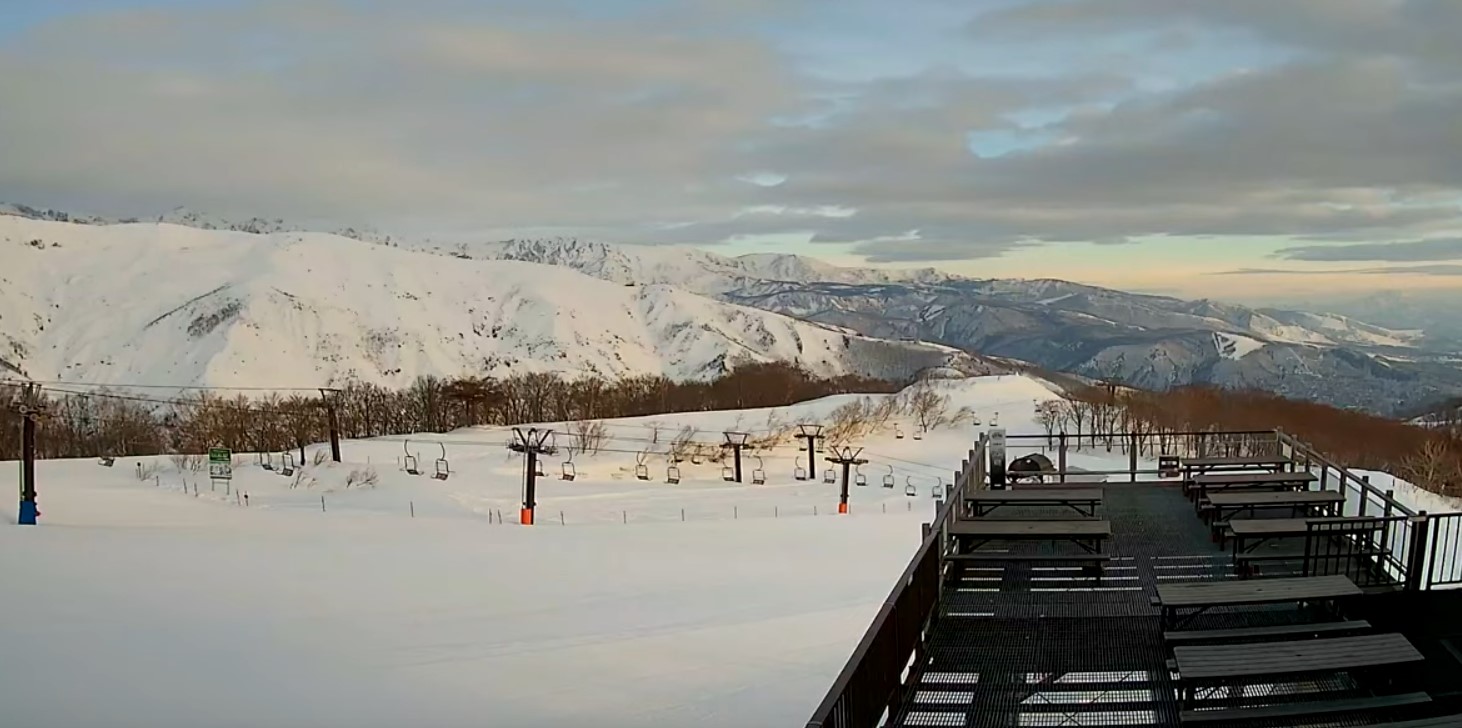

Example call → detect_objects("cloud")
1212 264 1462 277
0 0 1459 263
1276 238 1462 262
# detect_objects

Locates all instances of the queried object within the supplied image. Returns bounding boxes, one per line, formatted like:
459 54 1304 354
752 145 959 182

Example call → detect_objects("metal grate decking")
891 480 1399 728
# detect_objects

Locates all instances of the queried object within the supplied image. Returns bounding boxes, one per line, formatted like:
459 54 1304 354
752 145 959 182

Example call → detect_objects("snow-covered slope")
457 237 955 294
0 218 987 389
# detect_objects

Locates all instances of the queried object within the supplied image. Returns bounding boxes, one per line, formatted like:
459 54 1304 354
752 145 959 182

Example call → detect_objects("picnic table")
1173 633 1423 707
1204 489 1344 528
963 488 1103 518
949 518 1111 555
1154 574 1359 629
1187 470 1316 502
1182 455 1293 477
1226 516 1386 552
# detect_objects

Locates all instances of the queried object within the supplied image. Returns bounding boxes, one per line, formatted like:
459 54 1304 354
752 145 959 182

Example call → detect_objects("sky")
2 0 1461 300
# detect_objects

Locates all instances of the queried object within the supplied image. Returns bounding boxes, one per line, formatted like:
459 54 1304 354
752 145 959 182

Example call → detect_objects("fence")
1427 512 1462 588
1003 430 1279 482
805 437 986 728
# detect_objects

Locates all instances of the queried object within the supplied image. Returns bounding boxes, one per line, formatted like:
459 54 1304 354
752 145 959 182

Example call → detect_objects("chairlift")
912 427 923 441
279 452 295 477
854 464 867 487
894 424 905 440
992 412 1000 426
973 415 982 426
794 463 808 481
822 467 836 484
403 440 420 476
930 476 945 499
433 442 450 481
721 464 735 482
98 455 116 467
634 451 650 481
666 461 681 485
691 452 703 465
534 459 546 477
561 449 576 482
883 465 895 489
260 452 275 472
751 455 766 485
904 476 917 498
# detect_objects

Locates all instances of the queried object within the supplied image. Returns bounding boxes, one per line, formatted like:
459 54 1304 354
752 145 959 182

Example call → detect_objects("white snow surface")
0 374 1063 728
2 373 1457 727
1213 331 1266 360
0 217 976 389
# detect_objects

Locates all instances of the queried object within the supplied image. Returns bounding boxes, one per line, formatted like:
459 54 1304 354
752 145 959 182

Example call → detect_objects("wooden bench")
963 488 1104 518
947 552 1110 574
949 519 1111 556
1172 633 1425 709
1164 619 1371 644
1364 715 1462 727
1154 574 1360 630
1188 470 1316 504
1205 490 1344 529
1180 692 1431 724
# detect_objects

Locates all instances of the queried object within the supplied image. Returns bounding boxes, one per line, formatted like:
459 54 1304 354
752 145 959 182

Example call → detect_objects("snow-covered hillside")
0 217 985 389
460 237 955 294
0 374 1062 728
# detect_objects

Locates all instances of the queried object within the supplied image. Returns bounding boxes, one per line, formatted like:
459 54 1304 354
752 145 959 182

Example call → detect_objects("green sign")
208 447 233 480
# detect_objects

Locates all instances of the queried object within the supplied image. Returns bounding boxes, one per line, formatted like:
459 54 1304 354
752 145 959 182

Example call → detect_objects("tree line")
1033 383 1462 497
0 363 900 461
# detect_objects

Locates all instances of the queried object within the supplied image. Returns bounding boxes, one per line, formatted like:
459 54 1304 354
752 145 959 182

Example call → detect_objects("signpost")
209 447 232 490
988 428 1007 489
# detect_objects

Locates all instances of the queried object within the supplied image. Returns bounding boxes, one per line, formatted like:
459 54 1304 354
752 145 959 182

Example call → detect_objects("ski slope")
3 373 1454 727
0 375 1064 728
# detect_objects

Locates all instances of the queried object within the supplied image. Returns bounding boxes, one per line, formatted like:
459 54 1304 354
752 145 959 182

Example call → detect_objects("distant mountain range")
0 214 993 391
3 202 1457 415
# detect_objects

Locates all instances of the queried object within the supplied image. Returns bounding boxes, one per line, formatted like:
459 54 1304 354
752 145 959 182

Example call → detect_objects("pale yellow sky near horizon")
718 234 1462 303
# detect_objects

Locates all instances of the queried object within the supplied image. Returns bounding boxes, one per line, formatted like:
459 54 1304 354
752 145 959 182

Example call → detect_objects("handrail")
806 438 985 728
1276 430 1417 517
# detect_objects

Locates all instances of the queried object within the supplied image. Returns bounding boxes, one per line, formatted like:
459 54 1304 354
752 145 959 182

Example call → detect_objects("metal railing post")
1405 512 1430 591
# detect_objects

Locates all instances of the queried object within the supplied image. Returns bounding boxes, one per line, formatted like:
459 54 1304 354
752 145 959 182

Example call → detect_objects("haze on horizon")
2 0 1461 303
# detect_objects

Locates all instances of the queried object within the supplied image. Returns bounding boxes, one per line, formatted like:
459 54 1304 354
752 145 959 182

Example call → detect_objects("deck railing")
804 436 986 728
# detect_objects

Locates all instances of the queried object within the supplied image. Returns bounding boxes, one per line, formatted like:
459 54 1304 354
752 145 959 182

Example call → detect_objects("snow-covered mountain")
465 239 1457 415
0 217 993 389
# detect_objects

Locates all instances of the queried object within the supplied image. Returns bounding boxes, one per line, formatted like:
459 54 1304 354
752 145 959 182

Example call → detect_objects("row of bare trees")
0 363 902 461
1033 383 1462 497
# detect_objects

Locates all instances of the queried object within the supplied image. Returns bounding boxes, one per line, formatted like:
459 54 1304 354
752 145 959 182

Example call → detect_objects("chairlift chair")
634 452 650 481
904 476 917 498
561 450 576 482
280 453 295 477
882 465 895 489
403 440 420 476
666 462 681 485
751 455 766 485
691 452 703 465
794 464 808 481
854 464 867 487
973 416 982 426
822 467 836 484
721 465 735 482
894 424 905 440
98 455 116 467
433 443 450 481
260 452 275 472
912 428 923 441
534 459 546 477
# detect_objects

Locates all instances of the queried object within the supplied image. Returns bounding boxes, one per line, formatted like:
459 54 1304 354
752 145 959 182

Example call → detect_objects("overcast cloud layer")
1 0 1460 263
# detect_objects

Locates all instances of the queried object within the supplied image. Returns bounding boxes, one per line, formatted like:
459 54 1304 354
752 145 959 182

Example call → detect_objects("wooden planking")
1164 619 1371 644
1180 692 1431 724
1184 455 1293 468
1228 517 1386 538
1192 471 1316 485
1206 490 1343 507
1365 715 1462 727
1156 574 1359 607
1174 632 1423 680
964 488 1103 503
949 519 1111 538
